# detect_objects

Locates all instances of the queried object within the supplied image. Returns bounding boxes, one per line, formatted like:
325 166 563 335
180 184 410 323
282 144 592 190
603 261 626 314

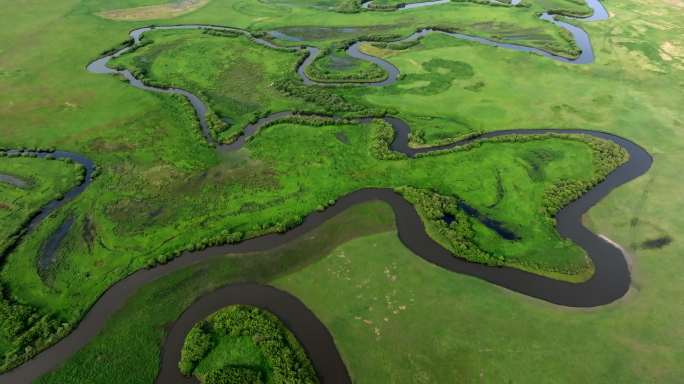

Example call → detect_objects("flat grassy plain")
0 0 682 381
354 16 682 148
275 226 683 383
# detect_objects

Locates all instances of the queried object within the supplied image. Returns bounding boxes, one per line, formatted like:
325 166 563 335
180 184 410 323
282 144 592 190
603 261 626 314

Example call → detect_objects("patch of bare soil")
97 0 210 21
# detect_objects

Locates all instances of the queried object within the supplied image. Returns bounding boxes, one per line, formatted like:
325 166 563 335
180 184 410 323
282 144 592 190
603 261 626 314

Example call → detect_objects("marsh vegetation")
1 0 682 381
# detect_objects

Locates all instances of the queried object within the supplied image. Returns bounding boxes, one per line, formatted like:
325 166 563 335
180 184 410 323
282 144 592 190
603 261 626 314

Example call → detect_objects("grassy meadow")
0 0 682 381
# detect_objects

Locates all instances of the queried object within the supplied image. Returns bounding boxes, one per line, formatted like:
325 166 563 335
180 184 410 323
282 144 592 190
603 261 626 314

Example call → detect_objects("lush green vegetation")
1 0 682 380
180 305 317 383
0 155 85 369
103 25 626 282
0 20 615 363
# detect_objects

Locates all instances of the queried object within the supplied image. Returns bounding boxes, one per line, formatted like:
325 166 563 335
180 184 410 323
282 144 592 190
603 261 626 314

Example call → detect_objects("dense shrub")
542 135 628 215
202 29 241 38
205 365 264 384
100 38 134 56
351 33 404 43
335 0 363 13
398 187 499 265
274 77 368 115
248 113 353 139
372 39 420 50
0 283 70 372
369 120 406 160
364 1 403 11
179 322 214 375
205 109 230 141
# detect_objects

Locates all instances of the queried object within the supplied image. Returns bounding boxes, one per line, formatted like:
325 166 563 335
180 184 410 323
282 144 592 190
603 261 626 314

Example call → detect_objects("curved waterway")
362 0 452 10
0 0 647 382
156 284 351 384
355 0 607 63
0 122 652 383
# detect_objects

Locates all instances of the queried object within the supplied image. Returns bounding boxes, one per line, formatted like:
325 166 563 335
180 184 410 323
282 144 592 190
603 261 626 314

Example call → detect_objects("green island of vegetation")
180 305 317 384
0 0 682 382
304 46 389 83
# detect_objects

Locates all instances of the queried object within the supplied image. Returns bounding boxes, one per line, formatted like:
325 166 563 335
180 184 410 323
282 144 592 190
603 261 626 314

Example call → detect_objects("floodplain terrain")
0 0 682 382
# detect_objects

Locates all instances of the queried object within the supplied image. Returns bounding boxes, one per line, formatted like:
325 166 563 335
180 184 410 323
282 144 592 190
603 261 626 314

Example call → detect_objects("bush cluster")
249 114 353 141
205 365 264 384
335 0 363 13
205 109 230 141
179 323 214 374
151 229 244 266
372 39 420 51
369 120 406 160
542 135 628 215
201 29 241 38
273 78 367 114
364 1 403 11
0 283 70 372
100 38 134 56
397 187 500 265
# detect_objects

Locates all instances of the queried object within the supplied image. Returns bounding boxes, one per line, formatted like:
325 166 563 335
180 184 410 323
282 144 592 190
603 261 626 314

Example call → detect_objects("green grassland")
275 225 683 383
0 0 682 380
180 305 317 383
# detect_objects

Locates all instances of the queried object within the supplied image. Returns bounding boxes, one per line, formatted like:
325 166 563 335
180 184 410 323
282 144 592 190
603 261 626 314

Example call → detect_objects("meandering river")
0 1 652 382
